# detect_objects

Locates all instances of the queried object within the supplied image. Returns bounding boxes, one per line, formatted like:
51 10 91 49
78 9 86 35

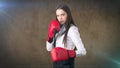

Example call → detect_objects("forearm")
74 39 87 57
46 41 54 51
75 48 86 57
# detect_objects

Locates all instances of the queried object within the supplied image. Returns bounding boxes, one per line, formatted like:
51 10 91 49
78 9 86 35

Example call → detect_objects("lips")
60 21 64 23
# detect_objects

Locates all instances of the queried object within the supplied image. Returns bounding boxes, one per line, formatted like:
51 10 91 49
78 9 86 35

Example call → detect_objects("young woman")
46 3 87 68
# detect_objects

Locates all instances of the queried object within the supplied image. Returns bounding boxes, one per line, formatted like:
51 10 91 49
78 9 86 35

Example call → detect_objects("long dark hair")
56 3 76 47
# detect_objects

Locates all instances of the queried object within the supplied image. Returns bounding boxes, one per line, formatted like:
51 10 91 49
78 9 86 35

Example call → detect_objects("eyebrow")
56 13 65 16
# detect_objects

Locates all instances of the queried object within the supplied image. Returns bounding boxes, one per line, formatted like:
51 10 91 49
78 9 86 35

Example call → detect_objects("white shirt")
46 25 86 57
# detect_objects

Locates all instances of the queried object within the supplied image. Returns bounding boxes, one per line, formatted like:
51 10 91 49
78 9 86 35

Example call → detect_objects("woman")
46 3 86 68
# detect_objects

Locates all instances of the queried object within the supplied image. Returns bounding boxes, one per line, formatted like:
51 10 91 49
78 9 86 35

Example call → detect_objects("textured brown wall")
0 0 120 68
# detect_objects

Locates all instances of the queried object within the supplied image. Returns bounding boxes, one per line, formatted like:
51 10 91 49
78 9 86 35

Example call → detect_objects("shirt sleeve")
46 41 54 51
68 26 87 57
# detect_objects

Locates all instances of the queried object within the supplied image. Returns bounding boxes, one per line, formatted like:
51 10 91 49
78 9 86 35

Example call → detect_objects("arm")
68 26 87 57
46 20 60 51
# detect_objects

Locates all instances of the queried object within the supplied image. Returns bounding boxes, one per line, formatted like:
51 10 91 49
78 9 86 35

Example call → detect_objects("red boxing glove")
68 50 76 58
46 20 60 42
50 47 69 62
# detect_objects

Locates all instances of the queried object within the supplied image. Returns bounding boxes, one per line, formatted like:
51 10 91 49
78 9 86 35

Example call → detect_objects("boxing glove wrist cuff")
48 37 53 43
68 50 76 58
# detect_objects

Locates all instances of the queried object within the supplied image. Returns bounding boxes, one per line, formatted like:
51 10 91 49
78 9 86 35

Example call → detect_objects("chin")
61 22 65 24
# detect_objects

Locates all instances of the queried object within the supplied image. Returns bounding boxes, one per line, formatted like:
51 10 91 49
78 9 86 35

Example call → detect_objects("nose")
59 16 62 20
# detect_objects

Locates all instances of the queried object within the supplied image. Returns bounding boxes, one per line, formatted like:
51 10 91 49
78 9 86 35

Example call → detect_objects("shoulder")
68 25 79 36
69 25 78 32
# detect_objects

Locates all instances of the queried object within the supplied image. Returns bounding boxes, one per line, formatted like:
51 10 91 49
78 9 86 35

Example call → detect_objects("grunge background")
0 0 120 68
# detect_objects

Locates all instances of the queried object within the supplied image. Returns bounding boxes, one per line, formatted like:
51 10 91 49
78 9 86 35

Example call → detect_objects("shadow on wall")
0 0 120 68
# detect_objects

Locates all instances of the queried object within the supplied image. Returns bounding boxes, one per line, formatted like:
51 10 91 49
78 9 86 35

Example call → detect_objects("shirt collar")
59 25 66 34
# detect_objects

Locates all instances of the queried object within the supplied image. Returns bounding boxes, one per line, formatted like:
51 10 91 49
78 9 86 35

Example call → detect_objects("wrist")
48 37 53 43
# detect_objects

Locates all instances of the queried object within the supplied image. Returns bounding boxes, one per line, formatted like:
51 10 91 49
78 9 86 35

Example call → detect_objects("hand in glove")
46 20 60 43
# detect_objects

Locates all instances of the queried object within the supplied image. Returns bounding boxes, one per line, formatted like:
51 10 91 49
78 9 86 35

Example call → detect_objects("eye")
61 14 65 16
56 15 59 17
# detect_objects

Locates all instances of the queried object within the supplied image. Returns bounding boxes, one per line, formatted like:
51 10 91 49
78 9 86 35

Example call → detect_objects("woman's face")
56 9 67 24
